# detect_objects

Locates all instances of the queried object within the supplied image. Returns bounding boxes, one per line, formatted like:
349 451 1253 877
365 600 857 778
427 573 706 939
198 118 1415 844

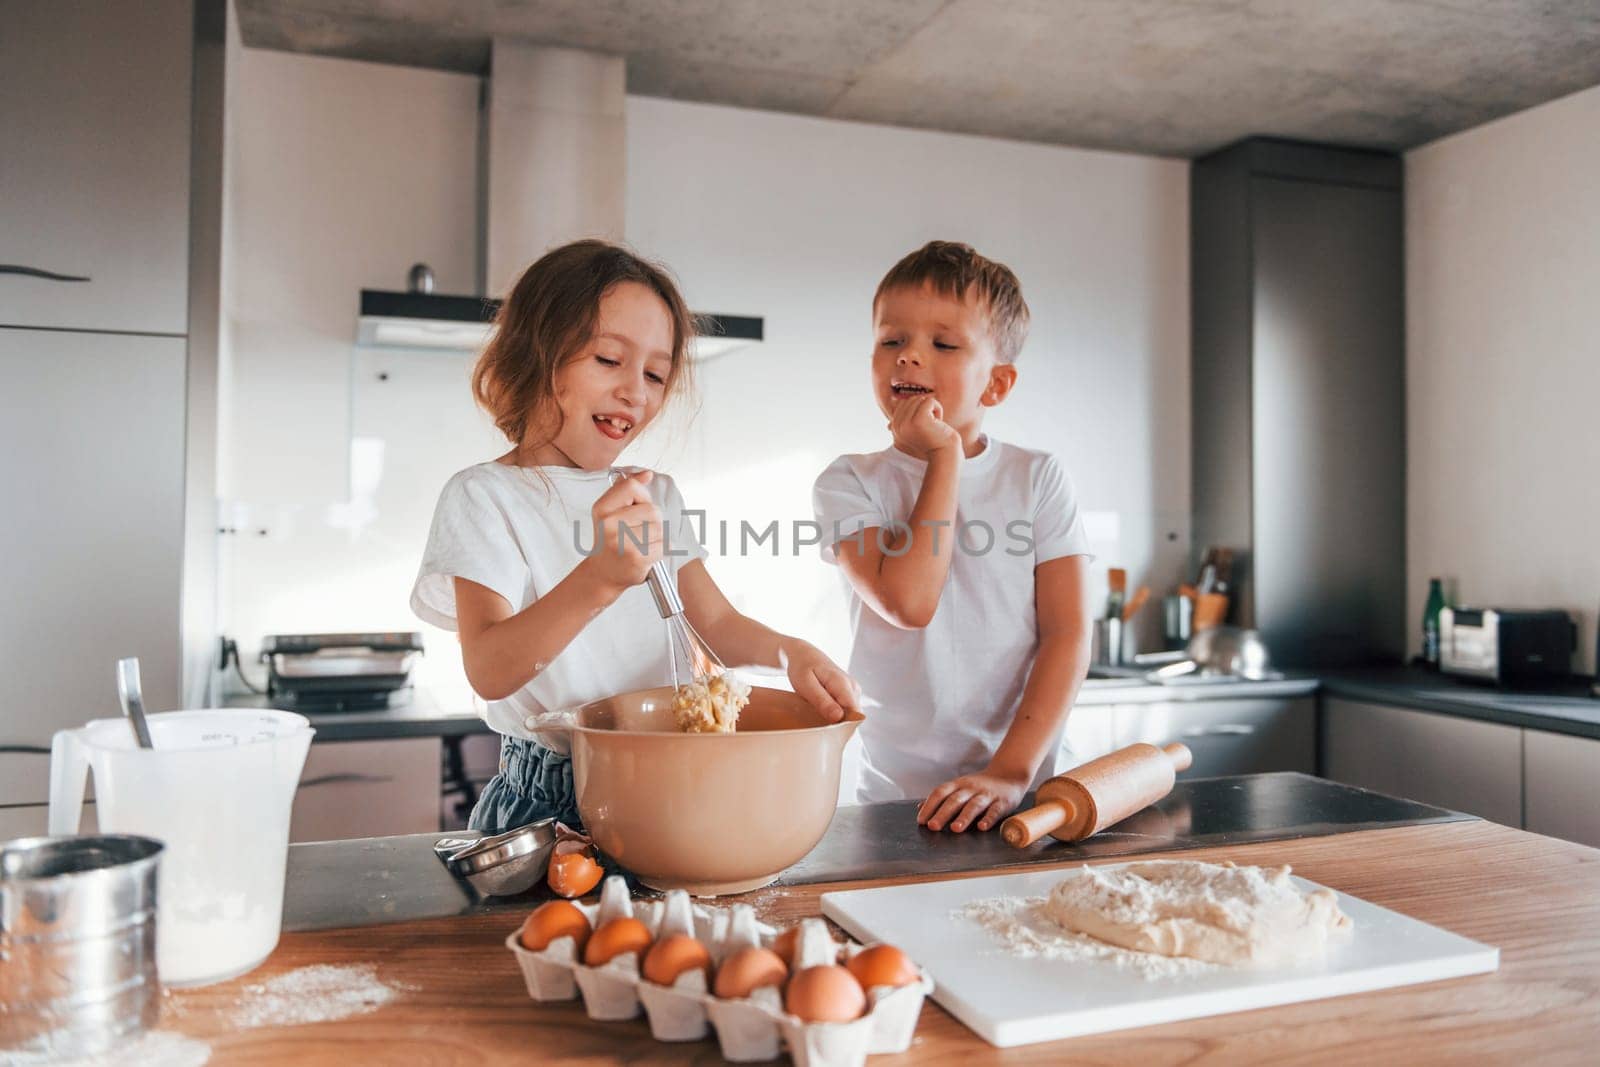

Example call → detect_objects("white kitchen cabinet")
1061 704 1120 767
290 738 443 842
1524 729 1600 849
1321 697 1522 826
0 0 195 334
1116 696 1317 778
0 330 187 806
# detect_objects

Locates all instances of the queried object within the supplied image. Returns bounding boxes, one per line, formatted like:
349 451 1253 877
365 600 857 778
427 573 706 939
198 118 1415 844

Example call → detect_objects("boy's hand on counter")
581 470 665 594
917 766 1031 833
780 640 861 723
887 394 961 461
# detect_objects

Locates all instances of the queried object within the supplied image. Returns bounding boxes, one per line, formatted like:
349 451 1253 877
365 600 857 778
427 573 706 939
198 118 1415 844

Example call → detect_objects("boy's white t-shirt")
812 436 1092 803
411 462 707 744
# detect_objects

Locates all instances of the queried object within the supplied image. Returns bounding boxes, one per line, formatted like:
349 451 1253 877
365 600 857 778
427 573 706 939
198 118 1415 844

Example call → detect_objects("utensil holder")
1092 618 1126 666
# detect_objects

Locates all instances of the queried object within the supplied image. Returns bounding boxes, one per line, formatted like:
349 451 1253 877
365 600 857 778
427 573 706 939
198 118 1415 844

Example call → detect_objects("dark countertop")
224 688 493 742
230 665 1599 743
1320 665 1600 740
282 771 1470 933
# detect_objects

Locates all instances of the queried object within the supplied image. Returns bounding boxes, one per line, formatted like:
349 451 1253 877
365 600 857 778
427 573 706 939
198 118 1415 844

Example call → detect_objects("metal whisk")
607 469 725 689
645 558 725 691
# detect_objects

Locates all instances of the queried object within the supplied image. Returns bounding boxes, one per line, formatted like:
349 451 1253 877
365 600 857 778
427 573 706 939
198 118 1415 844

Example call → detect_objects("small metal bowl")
433 819 556 897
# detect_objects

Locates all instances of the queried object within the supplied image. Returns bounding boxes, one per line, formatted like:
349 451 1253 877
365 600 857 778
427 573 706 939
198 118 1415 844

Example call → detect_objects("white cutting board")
821 864 1498 1047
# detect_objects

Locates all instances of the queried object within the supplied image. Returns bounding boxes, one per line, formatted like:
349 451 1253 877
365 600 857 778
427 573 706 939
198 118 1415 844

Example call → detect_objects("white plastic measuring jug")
49 709 314 986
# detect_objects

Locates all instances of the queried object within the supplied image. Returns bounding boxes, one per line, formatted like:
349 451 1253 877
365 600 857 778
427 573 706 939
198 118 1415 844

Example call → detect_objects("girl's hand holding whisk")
581 470 665 595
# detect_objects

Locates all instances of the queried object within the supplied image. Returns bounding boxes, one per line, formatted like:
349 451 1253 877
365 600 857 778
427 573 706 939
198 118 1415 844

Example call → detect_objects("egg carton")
505 875 934 1067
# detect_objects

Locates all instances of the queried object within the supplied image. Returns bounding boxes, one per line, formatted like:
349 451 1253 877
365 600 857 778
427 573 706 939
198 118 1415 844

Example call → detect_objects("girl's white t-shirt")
812 436 1092 803
411 462 707 742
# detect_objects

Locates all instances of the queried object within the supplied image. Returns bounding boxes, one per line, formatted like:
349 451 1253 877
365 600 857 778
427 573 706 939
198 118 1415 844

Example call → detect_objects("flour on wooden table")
232 963 405 1028
7 1031 212 1067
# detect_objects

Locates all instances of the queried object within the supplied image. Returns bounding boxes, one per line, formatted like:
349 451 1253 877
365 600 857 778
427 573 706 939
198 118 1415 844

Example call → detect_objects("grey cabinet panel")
1321 697 1522 826
1118 697 1316 778
0 330 186 805
1061 704 1120 767
291 739 442 842
1525 730 1600 849
0 0 193 334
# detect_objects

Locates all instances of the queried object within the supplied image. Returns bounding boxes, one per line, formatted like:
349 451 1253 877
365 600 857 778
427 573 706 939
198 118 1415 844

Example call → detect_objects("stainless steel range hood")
356 288 762 359
355 43 762 360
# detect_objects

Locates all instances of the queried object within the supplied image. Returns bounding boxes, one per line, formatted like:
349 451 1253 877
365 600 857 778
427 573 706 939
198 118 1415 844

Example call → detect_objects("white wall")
221 50 1190 705
623 97 1190 664
222 48 481 703
1406 84 1600 675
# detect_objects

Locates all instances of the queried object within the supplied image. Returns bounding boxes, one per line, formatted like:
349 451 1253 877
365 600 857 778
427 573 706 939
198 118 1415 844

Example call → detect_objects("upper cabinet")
0 0 193 334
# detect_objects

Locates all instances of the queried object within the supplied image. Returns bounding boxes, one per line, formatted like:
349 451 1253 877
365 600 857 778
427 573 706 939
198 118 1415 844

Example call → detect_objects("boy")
812 241 1093 833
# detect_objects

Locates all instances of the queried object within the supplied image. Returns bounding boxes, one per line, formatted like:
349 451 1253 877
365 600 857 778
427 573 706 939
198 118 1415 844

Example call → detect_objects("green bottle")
1422 578 1446 667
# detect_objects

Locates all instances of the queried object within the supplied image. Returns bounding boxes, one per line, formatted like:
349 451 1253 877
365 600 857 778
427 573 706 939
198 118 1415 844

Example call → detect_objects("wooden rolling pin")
1001 741 1192 848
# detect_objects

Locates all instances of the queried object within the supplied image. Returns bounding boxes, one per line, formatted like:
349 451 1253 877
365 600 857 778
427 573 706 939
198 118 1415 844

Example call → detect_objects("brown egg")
642 933 712 986
583 916 653 967
546 844 603 898
845 943 919 990
713 945 789 999
772 926 800 966
784 964 866 1023
519 900 591 954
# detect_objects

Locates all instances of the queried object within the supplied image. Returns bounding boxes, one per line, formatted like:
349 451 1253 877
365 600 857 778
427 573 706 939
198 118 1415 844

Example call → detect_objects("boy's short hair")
873 241 1031 363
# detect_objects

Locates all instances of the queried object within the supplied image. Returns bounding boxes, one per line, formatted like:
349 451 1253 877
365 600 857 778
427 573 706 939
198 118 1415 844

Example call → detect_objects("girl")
411 240 859 834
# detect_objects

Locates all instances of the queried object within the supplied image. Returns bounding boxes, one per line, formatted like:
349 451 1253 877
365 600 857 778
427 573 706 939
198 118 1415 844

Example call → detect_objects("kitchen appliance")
261 631 423 709
48 709 313 986
821 866 1498 1047
0 835 163 1058
1439 608 1575 687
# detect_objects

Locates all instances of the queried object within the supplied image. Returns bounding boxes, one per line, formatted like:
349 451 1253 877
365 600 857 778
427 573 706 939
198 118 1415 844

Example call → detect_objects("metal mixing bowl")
434 819 556 896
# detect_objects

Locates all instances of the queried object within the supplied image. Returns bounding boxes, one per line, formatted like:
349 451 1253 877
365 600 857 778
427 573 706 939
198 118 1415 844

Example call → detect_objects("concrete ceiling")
234 0 1600 157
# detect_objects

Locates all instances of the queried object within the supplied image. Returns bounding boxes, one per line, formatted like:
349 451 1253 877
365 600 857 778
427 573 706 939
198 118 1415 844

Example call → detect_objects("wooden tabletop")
155 821 1600 1065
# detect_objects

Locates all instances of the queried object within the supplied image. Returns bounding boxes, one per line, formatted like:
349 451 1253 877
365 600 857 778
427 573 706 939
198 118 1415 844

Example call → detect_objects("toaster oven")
1439 608 1574 687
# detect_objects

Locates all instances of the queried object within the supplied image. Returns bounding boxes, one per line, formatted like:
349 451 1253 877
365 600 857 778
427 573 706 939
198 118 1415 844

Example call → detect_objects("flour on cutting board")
960 894 1220 981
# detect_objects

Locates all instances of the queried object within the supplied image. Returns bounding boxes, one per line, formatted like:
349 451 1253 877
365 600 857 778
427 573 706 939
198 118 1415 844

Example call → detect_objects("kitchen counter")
280 772 1467 933
154 818 1600 1063
1320 665 1600 740
224 688 492 742
220 665 1599 744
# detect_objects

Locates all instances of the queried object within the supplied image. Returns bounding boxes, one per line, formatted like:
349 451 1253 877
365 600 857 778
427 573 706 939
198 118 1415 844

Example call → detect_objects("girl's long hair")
472 240 697 451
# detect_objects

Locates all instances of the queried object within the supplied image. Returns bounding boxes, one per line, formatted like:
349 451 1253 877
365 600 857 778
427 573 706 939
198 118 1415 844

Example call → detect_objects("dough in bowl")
672 672 750 733
1042 860 1352 967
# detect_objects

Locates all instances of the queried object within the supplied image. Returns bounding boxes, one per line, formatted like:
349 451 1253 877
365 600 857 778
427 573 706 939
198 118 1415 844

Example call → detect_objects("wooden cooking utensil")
1105 567 1127 620
1000 741 1193 848
1193 592 1229 631
1121 585 1150 622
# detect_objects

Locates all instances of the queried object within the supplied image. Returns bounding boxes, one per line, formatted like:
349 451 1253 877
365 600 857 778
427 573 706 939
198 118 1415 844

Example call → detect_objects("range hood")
356 287 763 360
355 44 762 360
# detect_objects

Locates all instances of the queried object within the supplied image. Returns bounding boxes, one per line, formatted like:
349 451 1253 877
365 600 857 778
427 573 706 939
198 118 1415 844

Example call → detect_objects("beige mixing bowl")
569 685 862 896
